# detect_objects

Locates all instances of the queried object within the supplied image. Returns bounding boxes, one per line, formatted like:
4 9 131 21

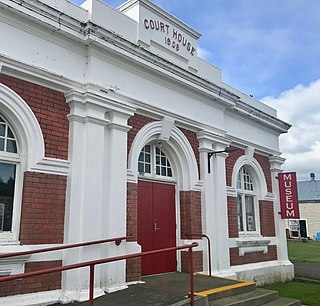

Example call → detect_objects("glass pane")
245 196 256 231
0 139 4 151
0 124 5 137
161 157 166 166
138 152 144 162
145 145 151 153
145 153 150 163
237 195 243 231
161 167 166 176
156 147 160 155
0 116 4 123
7 127 14 138
145 164 151 174
168 168 172 177
0 163 16 232
156 165 160 175
156 156 160 165
138 162 144 173
6 140 17 153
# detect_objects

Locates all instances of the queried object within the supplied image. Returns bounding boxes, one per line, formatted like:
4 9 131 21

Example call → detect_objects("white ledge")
236 237 271 256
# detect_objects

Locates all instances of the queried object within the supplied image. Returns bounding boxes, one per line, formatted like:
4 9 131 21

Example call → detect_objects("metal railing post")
89 264 95 306
189 246 195 306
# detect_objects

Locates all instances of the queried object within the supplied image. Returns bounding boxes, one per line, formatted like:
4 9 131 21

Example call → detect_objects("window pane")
237 195 243 231
138 162 144 173
245 196 256 231
0 163 16 232
0 139 4 151
145 145 151 153
145 164 151 174
0 117 4 123
156 165 160 175
145 154 150 163
0 124 5 137
161 167 166 176
6 140 17 153
7 127 14 138
138 152 144 162
168 168 172 177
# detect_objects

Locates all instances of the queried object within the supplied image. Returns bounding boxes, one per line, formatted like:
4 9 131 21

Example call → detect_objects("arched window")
0 115 20 234
138 144 173 179
236 166 259 234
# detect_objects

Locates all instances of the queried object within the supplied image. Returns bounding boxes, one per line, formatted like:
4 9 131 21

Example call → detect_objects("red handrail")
0 235 132 259
0 242 199 306
186 233 212 276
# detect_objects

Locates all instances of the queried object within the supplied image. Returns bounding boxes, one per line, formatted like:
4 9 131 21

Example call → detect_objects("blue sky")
72 0 320 181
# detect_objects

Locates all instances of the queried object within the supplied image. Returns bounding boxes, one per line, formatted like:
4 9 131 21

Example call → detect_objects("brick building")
0 0 293 304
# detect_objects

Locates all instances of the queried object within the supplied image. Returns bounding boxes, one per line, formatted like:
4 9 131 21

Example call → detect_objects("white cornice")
0 0 289 134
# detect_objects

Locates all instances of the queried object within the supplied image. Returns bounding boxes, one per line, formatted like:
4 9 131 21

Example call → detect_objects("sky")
72 0 320 181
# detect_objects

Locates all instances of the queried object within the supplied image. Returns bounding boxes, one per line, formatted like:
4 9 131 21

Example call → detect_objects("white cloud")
262 79 320 180
197 46 213 61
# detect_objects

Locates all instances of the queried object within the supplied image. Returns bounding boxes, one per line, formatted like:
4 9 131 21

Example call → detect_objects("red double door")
138 180 176 276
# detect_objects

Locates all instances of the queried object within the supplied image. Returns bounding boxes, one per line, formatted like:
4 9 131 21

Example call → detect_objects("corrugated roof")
297 179 320 201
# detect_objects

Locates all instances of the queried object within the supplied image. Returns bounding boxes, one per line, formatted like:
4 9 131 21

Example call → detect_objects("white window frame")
237 167 261 236
138 143 175 181
0 116 23 244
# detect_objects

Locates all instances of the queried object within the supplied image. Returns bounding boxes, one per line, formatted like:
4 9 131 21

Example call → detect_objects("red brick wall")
181 251 203 273
126 258 141 282
226 147 245 186
254 153 272 193
180 191 202 239
19 172 66 245
259 200 276 236
0 74 69 160
227 196 238 238
0 261 61 297
127 182 138 241
178 127 200 178
127 114 155 156
230 245 277 266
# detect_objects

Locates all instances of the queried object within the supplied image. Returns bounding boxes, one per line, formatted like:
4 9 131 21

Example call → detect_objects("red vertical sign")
278 172 300 219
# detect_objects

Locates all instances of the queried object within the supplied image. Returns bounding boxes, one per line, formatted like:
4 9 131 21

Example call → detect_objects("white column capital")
269 155 286 172
197 130 230 152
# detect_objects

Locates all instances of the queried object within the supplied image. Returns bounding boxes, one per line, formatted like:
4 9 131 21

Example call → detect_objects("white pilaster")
100 110 133 292
198 131 235 277
269 155 294 281
61 89 135 301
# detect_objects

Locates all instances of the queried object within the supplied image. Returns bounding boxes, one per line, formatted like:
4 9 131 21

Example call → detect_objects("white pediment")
119 0 200 70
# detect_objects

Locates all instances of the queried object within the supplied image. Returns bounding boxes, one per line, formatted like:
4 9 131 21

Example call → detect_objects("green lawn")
261 240 320 305
263 281 320 306
287 239 320 263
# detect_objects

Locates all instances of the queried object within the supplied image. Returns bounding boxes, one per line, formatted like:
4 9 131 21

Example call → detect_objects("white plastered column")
61 90 134 302
197 131 236 278
269 155 294 281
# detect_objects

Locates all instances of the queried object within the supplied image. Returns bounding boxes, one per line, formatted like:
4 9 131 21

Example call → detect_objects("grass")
263 281 320 306
261 240 320 305
287 239 320 263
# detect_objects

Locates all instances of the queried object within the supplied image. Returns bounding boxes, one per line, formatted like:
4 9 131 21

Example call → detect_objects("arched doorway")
137 143 176 275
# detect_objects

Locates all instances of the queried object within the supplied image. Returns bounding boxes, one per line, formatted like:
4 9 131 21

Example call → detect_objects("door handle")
154 222 160 232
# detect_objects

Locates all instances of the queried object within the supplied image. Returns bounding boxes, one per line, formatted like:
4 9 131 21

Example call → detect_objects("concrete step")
263 296 301 306
209 288 279 306
205 281 257 301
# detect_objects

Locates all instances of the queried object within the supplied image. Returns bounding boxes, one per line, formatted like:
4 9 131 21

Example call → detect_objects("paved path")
293 262 320 281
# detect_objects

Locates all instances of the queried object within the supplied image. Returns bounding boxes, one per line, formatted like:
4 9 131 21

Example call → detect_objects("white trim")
231 260 294 285
0 289 62 306
127 120 202 191
231 155 268 199
0 83 45 171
